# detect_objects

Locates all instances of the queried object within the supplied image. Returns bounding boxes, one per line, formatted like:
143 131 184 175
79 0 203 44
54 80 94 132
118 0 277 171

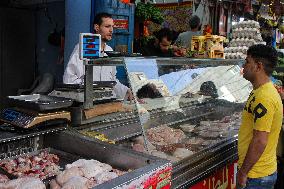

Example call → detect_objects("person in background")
141 28 177 57
141 28 186 75
237 44 282 189
174 15 201 49
63 12 133 100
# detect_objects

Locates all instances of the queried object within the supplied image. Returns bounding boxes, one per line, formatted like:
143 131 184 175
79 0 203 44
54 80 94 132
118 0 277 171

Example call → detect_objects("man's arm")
237 130 269 186
63 44 83 84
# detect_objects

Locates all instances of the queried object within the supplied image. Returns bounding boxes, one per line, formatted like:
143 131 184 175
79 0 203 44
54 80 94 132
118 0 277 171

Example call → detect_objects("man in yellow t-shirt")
237 44 283 189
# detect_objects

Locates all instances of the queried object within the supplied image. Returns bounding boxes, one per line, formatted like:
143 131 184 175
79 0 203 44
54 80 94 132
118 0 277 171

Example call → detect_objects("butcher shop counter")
0 129 171 188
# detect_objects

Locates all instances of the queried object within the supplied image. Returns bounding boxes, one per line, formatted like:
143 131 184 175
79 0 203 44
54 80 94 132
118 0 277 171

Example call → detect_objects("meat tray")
0 148 81 182
7 94 73 111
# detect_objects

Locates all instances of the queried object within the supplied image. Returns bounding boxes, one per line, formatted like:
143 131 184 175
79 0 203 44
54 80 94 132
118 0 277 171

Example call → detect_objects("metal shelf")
87 57 245 66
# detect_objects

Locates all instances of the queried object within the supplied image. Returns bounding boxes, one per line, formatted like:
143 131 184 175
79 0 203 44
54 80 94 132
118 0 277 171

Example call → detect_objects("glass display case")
75 57 249 188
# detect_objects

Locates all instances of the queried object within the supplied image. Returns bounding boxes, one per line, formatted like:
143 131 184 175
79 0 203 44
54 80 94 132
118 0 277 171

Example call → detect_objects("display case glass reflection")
125 58 250 161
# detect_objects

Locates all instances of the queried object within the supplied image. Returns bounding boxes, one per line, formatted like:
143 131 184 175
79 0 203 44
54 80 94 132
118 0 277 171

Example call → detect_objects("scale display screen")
79 33 101 60
3 109 21 121
0 109 33 127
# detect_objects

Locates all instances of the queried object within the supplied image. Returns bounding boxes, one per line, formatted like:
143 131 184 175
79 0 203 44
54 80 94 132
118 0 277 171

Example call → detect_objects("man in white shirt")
63 12 132 100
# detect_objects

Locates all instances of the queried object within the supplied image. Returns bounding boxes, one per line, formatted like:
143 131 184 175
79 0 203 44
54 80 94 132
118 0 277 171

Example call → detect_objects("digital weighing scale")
0 94 72 129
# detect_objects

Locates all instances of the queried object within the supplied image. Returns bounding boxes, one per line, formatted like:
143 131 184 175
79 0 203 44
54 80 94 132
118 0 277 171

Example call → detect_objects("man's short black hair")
189 15 200 30
200 81 218 98
137 83 163 99
153 28 174 43
247 44 278 75
93 12 112 26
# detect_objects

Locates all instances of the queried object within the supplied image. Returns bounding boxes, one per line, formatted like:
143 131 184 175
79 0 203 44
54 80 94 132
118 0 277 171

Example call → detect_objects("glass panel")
125 57 250 161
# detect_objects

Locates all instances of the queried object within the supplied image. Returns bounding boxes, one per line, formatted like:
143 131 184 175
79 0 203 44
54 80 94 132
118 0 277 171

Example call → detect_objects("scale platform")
1 94 73 129
0 108 71 129
51 82 117 103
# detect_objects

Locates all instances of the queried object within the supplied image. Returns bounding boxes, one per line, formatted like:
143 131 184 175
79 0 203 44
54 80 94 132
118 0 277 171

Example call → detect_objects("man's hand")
124 89 134 103
171 45 187 57
237 169 247 188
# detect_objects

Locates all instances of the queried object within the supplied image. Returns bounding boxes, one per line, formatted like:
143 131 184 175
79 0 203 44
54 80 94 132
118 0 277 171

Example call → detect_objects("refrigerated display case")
73 57 248 188
0 128 171 188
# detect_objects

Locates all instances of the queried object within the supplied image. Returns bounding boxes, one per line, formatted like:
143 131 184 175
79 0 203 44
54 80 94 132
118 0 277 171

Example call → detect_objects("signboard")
79 33 101 60
143 166 172 189
119 164 172 189
190 161 238 189
114 19 129 29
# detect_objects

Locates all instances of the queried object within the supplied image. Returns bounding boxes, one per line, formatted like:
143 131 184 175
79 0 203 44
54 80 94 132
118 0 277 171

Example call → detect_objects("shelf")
87 57 245 66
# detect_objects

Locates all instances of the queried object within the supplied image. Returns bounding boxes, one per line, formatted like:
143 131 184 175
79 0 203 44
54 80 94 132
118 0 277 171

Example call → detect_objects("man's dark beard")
102 37 112 43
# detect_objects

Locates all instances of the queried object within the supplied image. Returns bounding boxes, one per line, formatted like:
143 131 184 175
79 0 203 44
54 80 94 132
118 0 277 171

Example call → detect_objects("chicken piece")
44 163 60 176
112 169 126 176
79 164 109 179
95 172 118 184
15 162 30 173
45 154 60 164
56 167 84 186
0 174 9 183
3 177 46 189
1 159 17 173
66 159 112 179
50 179 61 189
147 125 185 145
61 176 91 189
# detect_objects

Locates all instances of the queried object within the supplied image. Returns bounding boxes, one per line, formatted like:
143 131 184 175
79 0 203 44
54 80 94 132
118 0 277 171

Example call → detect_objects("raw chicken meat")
65 159 112 179
56 167 84 186
0 177 45 189
61 176 92 189
0 151 60 180
146 125 185 146
173 148 194 159
112 169 126 176
0 174 9 183
51 159 123 189
50 179 61 189
95 172 118 185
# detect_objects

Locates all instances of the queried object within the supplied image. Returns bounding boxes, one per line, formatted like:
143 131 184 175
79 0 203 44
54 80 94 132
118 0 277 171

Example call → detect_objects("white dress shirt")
63 44 128 99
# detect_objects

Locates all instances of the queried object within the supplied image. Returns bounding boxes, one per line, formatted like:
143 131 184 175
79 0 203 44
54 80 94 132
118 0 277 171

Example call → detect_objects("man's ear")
257 61 264 72
94 24 99 33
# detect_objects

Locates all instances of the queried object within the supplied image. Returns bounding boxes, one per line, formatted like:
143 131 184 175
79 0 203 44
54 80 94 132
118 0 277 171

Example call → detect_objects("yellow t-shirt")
238 82 283 178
